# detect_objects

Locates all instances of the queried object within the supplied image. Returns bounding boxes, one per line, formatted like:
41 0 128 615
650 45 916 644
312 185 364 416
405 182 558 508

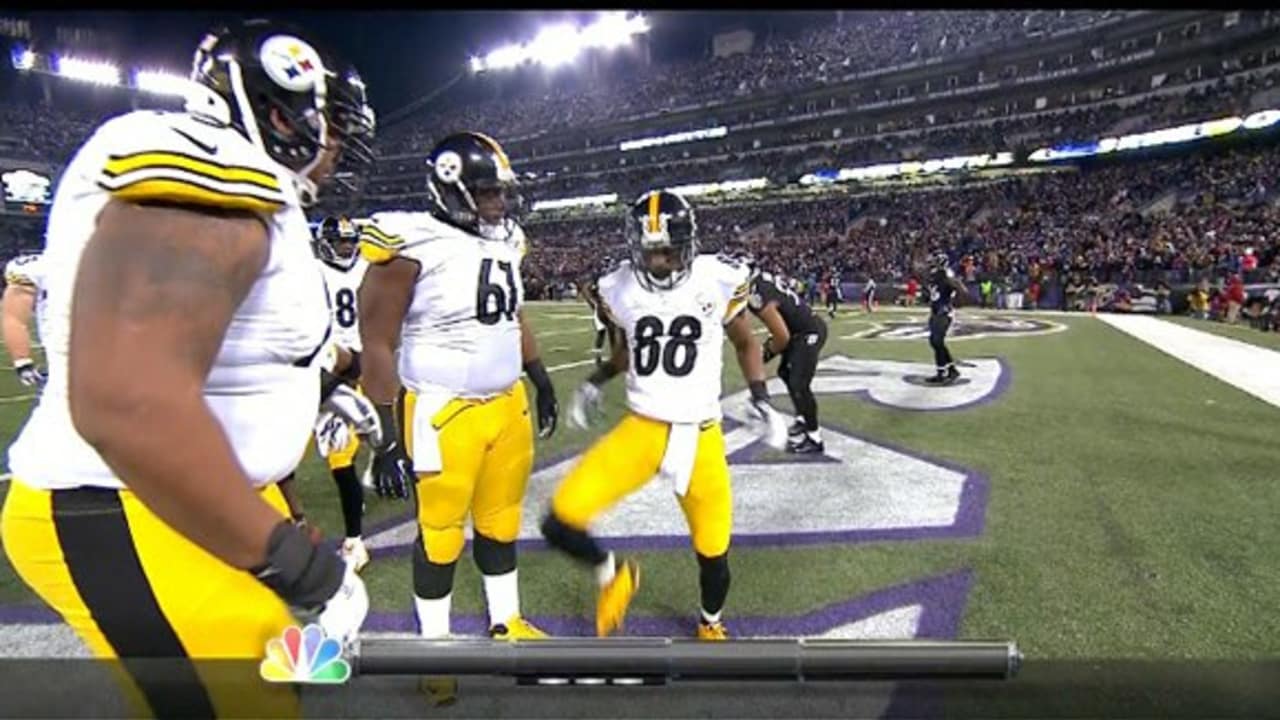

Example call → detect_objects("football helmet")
625 190 697 291
188 19 376 206
425 132 523 242
313 215 359 270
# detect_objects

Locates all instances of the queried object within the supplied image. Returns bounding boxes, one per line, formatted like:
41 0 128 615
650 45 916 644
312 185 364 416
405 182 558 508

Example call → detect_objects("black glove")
14 359 44 388
762 338 777 364
524 359 559 439
250 520 344 612
369 403 413 500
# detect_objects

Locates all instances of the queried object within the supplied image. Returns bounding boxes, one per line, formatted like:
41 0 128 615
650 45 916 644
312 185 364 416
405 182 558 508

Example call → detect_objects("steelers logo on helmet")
434 151 463 185
260 35 325 92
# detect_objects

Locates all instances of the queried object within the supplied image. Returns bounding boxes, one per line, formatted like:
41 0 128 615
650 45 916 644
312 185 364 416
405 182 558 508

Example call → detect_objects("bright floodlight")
55 56 121 86
530 23 581 67
473 12 649 73
134 70 194 97
11 46 35 71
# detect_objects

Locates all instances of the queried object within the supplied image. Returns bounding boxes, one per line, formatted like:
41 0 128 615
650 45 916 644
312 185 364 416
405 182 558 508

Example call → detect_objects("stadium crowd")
375 10 1130 155
518 144 1280 333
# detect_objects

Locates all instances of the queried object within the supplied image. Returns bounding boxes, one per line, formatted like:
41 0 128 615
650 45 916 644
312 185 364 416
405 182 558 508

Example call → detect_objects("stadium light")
54 55 120 86
134 70 194 97
10 45 34 71
471 11 649 73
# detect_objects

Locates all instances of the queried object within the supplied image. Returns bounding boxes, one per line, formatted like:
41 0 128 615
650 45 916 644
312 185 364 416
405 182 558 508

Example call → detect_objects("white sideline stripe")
1097 315 1280 410
0 473 10 483
0 394 34 404
546 359 596 373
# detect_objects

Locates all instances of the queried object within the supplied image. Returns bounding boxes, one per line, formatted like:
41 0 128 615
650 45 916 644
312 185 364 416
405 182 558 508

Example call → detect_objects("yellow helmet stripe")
647 191 660 234
471 131 512 171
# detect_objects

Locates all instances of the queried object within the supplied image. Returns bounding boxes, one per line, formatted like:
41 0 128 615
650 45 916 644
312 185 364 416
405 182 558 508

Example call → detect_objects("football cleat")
490 615 548 640
597 559 640 637
943 366 961 385
786 435 825 455
697 621 729 641
340 537 371 573
788 419 807 438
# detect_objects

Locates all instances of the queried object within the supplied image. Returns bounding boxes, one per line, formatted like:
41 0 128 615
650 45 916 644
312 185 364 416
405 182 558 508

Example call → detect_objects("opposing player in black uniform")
926 252 968 385
749 267 828 453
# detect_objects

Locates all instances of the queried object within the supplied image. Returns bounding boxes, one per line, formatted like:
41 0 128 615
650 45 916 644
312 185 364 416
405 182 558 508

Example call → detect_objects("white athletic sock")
414 594 451 638
807 428 823 442
595 552 617 588
700 607 722 625
483 570 520 627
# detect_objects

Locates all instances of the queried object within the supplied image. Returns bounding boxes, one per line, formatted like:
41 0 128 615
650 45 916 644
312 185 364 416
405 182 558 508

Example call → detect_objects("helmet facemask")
627 205 697 292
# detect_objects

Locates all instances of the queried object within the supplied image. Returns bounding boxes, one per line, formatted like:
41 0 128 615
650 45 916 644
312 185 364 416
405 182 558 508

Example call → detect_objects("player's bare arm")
726 310 767 385
67 198 282 570
357 256 417 405
357 254 418 499
756 301 791 361
1 283 36 364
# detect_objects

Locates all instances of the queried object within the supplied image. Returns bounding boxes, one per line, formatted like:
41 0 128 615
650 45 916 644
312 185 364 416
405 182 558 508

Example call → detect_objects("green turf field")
1 304 1278 661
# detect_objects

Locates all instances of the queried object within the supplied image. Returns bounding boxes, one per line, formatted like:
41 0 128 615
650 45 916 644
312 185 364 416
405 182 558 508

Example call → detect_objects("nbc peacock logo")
259 624 351 684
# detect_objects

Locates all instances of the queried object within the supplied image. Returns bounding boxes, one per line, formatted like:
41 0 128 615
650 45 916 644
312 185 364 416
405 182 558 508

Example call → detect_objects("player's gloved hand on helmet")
368 403 413 500
322 383 384 448
14 359 44 388
746 380 788 450
251 519 369 646
524 359 559 438
569 382 604 430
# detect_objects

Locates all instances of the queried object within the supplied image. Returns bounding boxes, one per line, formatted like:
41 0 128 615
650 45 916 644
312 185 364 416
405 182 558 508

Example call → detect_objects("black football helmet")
188 19 375 206
930 251 950 272
313 215 359 270
625 190 697 291
425 132 523 242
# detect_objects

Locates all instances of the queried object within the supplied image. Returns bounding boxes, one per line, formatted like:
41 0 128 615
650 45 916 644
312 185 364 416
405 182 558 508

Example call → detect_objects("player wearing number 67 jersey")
359 131 557 643
541 189 787 641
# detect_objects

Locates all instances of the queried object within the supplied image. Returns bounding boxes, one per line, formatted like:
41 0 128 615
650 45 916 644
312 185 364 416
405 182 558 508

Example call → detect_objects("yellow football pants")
1 479 300 718
552 412 732 558
404 380 535 564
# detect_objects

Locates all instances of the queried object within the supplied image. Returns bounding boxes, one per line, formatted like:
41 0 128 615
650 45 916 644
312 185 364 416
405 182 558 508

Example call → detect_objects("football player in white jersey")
2 252 47 387
311 214 372 571
0 20 376 717
541 190 787 640
359 131 558 644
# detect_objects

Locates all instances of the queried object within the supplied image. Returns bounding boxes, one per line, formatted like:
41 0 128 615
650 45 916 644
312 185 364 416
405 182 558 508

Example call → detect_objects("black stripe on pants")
52 488 217 719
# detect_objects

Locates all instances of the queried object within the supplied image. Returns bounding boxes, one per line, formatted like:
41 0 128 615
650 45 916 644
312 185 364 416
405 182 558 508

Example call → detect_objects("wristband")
249 520 343 611
748 380 769 402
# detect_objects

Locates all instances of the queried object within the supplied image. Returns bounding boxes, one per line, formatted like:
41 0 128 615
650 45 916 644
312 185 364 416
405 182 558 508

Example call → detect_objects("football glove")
251 520 369 646
369 403 413 501
524 360 559 438
762 338 778 364
321 384 384 448
746 381 788 450
569 382 604 430
14 359 44 388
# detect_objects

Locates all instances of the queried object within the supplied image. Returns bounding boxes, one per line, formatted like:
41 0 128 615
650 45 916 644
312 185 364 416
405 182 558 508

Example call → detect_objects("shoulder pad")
94 112 289 215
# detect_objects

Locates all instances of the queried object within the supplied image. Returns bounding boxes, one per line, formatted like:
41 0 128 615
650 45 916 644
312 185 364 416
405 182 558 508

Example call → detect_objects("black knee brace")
472 531 517 576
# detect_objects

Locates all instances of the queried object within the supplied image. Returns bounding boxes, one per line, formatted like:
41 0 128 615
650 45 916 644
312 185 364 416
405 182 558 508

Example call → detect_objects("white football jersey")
598 254 751 424
8 109 330 491
320 257 368 353
4 252 49 343
360 212 527 399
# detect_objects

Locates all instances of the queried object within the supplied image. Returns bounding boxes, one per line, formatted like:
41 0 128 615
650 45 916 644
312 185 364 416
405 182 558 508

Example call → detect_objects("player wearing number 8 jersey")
358 131 557 643
541 189 787 640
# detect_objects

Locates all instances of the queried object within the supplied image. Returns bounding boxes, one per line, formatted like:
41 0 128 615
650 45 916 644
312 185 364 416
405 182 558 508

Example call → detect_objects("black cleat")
787 435 825 454
942 367 961 385
924 373 948 385
788 420 807 439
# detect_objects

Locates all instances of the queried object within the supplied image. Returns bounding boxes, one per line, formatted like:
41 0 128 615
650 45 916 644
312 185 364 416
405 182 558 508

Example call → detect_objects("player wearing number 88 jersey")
542 189 786 641
309 216 371 571
358 131 557 646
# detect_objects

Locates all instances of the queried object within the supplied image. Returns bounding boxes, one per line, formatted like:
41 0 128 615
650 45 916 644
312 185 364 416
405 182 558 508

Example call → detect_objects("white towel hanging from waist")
659 422 700 497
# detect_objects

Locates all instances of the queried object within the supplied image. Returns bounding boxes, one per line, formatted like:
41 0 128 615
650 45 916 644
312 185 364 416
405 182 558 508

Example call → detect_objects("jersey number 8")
633 315 701 378
334 288 357 328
